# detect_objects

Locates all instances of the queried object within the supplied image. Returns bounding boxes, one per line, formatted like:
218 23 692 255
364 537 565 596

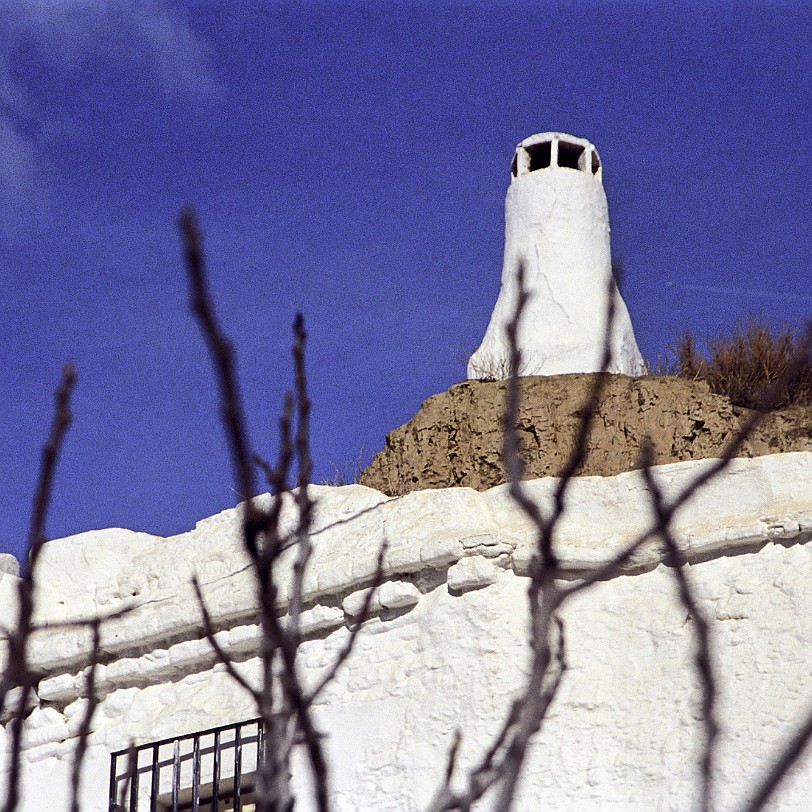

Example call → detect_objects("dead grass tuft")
671 316 811 410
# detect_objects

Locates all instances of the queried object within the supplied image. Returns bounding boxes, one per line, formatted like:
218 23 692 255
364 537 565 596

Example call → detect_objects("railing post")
150 745 159 812
171 739 181 812
212 729 220 812
192 733 201 812
234 725 242 812
108 752 118 812
129 749 139 812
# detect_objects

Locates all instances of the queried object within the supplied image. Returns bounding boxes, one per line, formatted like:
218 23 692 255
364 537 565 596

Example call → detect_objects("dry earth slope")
359 374 812 496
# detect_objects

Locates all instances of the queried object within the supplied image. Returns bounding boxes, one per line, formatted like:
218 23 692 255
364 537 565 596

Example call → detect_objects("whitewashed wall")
1 453 811 810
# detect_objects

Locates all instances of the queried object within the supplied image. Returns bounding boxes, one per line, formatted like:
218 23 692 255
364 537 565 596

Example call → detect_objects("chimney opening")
526 141 552 172
510 152 518 177
591 149 601 175
558 140 586 171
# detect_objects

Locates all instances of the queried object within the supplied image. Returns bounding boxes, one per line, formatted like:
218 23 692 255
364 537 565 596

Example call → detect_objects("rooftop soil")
359 374 812 496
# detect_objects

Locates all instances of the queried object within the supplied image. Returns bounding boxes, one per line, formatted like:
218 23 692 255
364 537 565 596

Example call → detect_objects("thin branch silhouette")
68 620 101 812
1 364 75 812
180 207 388 812
641 442 719 812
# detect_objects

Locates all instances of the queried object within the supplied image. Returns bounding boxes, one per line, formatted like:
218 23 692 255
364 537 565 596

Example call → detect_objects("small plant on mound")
321 446 367 486
673 316 812 410
466 353 513 382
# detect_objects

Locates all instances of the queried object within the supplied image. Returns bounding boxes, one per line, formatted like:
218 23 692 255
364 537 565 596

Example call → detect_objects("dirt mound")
359 374 812 496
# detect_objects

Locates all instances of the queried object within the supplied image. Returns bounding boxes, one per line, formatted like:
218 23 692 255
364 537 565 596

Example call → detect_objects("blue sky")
0 1 809 563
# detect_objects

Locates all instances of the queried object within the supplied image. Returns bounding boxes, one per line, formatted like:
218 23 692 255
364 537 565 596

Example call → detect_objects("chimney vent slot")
558 140 586 171
526 141 552 172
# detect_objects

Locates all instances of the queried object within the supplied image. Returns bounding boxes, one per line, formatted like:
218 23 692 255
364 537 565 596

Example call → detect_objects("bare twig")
253 397 291 495
565 323 812 599
1 364 75 812
192 577 260 702
491 264 614 808
69 619 101 812
0 368 128 812
254 396 296 565
444 730 463 786
641 443 718 812
253 451 278 489
307 539 389 704
117 741 137 810
503 261 617 578
430 258 602 810
0 603 135 641
179 208 261 556
180 209 331 812
744 704 812 811
181 206 291 807
288 314 315 641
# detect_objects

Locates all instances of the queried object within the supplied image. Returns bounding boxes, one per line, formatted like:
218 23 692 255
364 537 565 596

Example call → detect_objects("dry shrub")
321 446 367 486
674 317 812 409
467 353 514 382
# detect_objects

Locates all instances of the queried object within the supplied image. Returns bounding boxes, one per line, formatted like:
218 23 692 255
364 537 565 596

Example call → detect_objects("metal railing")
108 718 263 812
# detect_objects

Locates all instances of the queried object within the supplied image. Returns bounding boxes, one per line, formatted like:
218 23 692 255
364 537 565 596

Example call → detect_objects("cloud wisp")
0 0 221 239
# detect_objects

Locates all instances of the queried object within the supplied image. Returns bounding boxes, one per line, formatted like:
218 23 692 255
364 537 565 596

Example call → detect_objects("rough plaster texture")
1 453 811 810
468 133 646 379
360 374 812 496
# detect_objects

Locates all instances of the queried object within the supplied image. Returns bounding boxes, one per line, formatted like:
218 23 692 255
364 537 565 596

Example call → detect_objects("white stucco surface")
1 452 811 810
469 133 646 379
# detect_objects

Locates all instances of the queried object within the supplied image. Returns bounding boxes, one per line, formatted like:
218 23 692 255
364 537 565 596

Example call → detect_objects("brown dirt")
359 374 812 497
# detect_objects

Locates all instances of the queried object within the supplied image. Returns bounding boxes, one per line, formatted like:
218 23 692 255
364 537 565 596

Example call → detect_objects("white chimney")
468 132 646 379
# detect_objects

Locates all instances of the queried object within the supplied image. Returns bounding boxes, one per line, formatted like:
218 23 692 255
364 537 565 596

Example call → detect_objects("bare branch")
192 577 260 702
274 647 330 812
431 258 595 810
0 603 135 643
1 364 75 812
251 315 324 810
253 451 277 488
179 207 261 556
180 211 331 812
117 741 137 810
641 444 718 812
490 264 614 807
253 392 293 496
288 314 315 640
69 620 101 812
565 325 812 599
307 539 389 704
502 261 617 581
444 729 462 786
743 704 812 812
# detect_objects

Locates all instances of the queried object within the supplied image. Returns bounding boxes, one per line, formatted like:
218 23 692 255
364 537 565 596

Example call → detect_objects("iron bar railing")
108 718 261 812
